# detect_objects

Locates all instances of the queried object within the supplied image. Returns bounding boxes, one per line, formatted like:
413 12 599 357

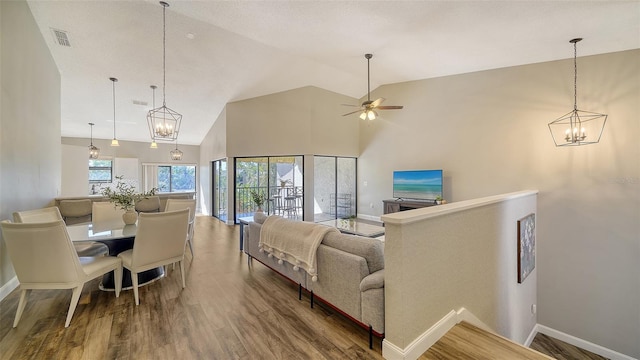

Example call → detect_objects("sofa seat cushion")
322 231 384 274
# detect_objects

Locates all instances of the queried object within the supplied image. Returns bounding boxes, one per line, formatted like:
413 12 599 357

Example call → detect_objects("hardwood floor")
420 322 552 360
0 216 383 359
530 333 609 360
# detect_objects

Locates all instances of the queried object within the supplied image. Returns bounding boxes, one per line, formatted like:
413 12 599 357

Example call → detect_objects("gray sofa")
244 216 385 345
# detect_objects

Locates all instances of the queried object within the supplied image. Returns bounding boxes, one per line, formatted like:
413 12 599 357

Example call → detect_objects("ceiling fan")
342 53 403 120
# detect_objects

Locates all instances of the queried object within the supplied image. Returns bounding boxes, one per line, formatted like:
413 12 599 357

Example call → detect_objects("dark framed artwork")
517 213 536 283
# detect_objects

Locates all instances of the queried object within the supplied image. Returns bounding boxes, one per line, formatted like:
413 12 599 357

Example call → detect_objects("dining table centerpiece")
101 176 157 225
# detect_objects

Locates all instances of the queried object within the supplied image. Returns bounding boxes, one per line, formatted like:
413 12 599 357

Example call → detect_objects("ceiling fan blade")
341 104 360 107
342 109 364 116
377 105 404 110
371 98 385 108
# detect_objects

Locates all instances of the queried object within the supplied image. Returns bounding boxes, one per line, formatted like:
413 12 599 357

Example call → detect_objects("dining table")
66 221 164 291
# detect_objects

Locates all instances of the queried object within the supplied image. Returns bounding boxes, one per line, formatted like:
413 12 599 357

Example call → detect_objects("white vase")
123 210 138 225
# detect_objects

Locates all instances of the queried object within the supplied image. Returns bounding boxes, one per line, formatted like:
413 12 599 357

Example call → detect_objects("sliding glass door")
212 159 227 221
313 156 356 222
235 156 303 223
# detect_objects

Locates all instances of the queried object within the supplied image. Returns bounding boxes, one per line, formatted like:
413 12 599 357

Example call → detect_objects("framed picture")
517 213 536 283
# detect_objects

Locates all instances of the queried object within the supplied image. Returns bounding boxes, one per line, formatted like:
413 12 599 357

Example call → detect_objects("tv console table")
383 199 436 214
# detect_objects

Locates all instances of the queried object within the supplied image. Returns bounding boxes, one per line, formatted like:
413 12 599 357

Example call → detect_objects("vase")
254 209 267 223
122 210 138 225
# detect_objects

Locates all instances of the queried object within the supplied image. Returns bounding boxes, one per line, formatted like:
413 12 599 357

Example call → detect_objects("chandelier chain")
162 2 167 106
573 40 577 111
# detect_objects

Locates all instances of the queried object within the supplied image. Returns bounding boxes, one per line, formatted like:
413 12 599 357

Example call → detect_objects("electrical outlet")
369 203 373 208
531 304 537 314
363 180 368 187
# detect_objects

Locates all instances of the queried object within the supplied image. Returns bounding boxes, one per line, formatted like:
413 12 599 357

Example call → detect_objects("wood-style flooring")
0 215 610 359
0 216 383 359
530 333 609 360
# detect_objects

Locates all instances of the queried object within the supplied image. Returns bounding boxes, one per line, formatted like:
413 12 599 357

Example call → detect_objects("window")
142 163 197 193
89 159 113 183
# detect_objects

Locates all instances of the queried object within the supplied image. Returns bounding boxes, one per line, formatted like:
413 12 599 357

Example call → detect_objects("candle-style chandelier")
548 38 607 147
147 1 182 142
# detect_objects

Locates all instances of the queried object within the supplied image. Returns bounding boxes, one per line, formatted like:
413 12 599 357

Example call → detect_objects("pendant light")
147 1 182 142
148 85 159 149
110 77 119 147
170 139 183 161
548 38 607 146
88 122 100 159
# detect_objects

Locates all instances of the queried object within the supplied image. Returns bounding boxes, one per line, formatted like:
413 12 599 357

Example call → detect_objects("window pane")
89 169 112 182
171 166 196 192
89 159 112 167
158 166 170 192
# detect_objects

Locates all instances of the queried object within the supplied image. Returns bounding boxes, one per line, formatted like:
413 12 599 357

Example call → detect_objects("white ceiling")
27 0 640 145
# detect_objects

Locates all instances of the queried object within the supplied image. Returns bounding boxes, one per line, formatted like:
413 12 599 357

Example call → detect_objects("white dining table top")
66 222 137 242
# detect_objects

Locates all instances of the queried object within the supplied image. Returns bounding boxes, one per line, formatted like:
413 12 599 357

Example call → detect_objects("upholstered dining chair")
0 220 122 328
134 196 161 213
117 208 189 305
58 199 92 225
92 201 125 228
164 198 196 257
13 207 109 257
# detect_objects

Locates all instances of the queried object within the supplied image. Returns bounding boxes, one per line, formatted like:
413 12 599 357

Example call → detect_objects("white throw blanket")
259 216 338 282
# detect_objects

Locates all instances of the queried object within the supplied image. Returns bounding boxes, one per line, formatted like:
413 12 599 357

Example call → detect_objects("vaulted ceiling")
26 0 640 145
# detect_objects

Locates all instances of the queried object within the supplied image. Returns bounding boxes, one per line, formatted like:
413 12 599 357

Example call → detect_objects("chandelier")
548 38 607 146
147 1 182 142
170 140 183 161
88 122 100 159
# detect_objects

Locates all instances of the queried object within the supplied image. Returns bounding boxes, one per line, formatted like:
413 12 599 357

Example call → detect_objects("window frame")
89 158 113 184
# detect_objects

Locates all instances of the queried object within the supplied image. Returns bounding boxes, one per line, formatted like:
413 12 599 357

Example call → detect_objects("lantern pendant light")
147 1 182 142
110 77 119 147
88 122 100 159
548 38 607 146
170 139 183 161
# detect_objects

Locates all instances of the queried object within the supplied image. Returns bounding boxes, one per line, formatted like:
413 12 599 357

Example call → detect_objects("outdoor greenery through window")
89 159 113 183
157 165 196 192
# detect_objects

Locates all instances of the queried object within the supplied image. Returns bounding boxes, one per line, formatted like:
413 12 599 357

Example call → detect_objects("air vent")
51 28 70 47
132 100 148 106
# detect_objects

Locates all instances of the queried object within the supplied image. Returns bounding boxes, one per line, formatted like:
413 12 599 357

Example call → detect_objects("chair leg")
132 271 140 305
187 239 194 257
13 289 29 328
179 260 186 288
114 265 122 298
65 285 84 327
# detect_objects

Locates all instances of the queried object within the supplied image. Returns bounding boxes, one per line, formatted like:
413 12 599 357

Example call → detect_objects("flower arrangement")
101 175 157 211
249 189 267 210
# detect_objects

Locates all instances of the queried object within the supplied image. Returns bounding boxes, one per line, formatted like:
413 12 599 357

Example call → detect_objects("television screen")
393 170 443 201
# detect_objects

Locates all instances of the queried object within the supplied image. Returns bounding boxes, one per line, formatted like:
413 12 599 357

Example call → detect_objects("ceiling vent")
51 28 71 47
132 100 148 106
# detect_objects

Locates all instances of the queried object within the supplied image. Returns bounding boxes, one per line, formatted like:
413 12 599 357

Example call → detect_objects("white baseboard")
382 310 458 360
525 324 539 347
535 325 637 360
357 213 381 223
0 276 19 302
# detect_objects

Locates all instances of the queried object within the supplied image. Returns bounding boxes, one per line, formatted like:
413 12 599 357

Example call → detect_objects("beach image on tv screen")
393 170 442 200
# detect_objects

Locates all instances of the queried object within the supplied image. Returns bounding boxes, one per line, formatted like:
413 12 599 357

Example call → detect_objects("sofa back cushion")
322 231 384 274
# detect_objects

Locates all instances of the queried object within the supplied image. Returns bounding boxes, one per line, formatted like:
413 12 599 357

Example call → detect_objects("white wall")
199 106 227 216
61 145 89 196
359 49 640 358
0 0 61 286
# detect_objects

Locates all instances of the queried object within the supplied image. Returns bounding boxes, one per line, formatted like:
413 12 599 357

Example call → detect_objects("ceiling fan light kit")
342 53 403 120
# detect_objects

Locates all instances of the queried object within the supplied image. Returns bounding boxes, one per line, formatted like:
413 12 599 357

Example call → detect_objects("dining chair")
13 207 109 257
92 201 125 228
0 220 122 328
135 196 161 213
164 198 196 257
58 199 92 225
117 208 189 305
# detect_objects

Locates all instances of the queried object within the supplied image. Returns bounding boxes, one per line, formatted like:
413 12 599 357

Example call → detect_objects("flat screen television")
393 170 443 201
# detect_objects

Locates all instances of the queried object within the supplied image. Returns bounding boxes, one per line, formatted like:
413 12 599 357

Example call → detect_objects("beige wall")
359 49 640 357
199 86 358 218
0 0 61 286
382 191 538 352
